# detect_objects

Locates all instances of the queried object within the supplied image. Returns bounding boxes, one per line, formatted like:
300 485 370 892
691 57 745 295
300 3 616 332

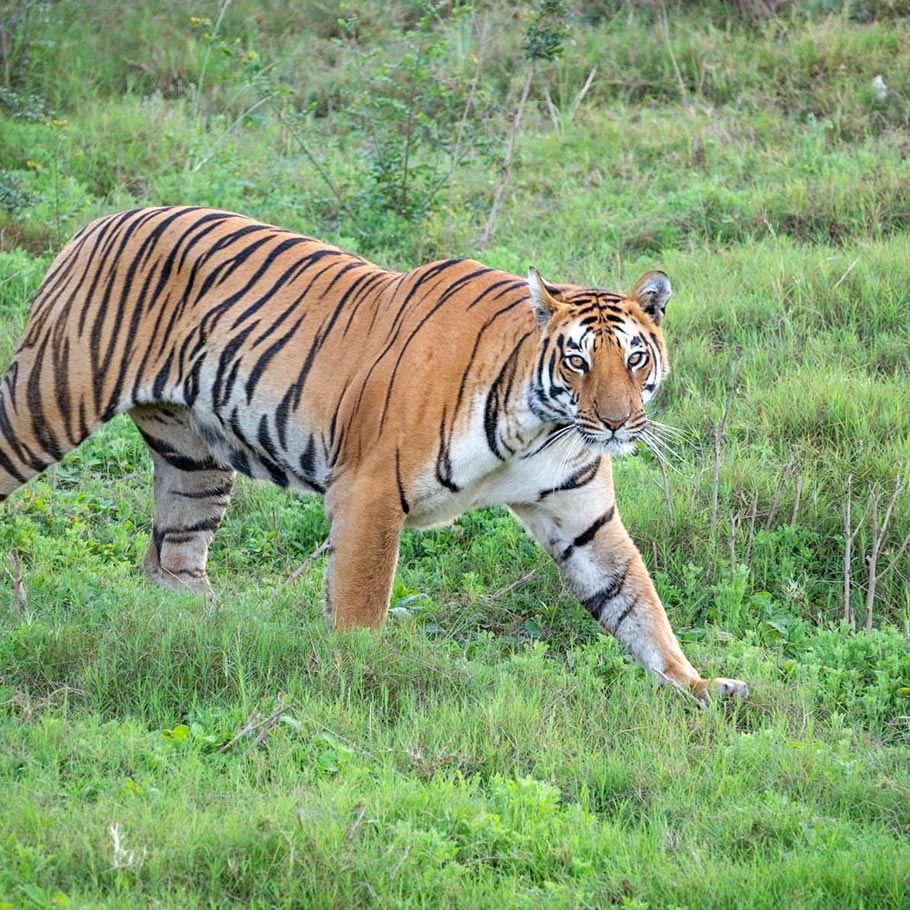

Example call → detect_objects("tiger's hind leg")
130 405 235 593
0 370 93 504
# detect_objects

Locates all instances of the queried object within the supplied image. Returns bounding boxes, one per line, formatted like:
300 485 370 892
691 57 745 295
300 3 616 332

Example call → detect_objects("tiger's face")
528 268 671 455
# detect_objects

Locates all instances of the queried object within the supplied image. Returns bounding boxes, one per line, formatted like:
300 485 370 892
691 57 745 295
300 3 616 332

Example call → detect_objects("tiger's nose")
599 413 629 432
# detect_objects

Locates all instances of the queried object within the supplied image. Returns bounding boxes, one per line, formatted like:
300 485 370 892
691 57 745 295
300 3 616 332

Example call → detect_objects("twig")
789 474 804 526
876 520 910 583
711 425 722 534
542 84 559 131
491 566 542 601
191 95 271 172
743 488 759 566
271 99 358 224
764 457 795 532
190 0 233 132
446 14 491 248
832 257 860 291
345 802 370 847
4 550 26 621
653 668 706 709
285 539 330 586
843 476 854 630
218 695 292 753
710 360 741 534
864 474 909 632
842 475 873 631
479 64 534 251
0 0 34 92
728 511 738 581
659 4 694 116
568 67 597 122
865 492 881 632
657 455 674 521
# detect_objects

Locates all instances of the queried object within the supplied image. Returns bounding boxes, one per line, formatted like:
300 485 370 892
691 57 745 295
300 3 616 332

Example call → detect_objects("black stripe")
611 598 638 633
452 299 526 429
465 277 525 310
227 241 329 331
77 209 157 339
395 450 410 515
483 331 534 460
157 517 223 537
347 260 466 425
229 449 252 476
26 336 65 461
537 458 600 498
0 444 27 483
435 407 459 493
299 436 318 478
191 227 278 304
91 211 168 414
560 505 615 561
138 428 222 472
213 322 258 407
580 567 628 620
171 480 235 500
244 313 306 408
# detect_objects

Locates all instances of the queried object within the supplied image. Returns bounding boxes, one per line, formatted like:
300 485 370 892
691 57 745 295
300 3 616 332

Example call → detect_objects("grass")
1 1 909 907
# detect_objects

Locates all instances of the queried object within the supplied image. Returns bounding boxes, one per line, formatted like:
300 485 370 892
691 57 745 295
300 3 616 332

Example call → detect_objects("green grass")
1 1 909 907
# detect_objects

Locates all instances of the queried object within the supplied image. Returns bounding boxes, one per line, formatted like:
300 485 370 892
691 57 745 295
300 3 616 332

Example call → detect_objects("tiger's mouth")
577 427 641 455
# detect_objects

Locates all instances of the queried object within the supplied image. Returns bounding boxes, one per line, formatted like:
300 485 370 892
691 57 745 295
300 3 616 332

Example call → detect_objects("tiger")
0 206 748 701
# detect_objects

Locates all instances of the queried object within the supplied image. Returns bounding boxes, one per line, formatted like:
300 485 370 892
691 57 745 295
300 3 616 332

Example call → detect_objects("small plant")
337 2 495 247
0 167 34 213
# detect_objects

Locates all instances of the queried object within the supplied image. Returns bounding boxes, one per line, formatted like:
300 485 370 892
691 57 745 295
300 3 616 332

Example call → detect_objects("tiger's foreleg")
511 468 749 702
323 473 406 630
130 406 235 593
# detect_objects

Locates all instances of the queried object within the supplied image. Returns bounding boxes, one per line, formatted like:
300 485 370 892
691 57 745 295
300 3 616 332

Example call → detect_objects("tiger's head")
527 267 671 455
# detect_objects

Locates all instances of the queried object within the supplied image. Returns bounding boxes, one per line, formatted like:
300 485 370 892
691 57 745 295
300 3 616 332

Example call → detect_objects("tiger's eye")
565 354 588 372
627 351 648 369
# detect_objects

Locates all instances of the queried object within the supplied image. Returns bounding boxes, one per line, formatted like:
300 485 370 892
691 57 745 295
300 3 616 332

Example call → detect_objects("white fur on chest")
404 416 590 529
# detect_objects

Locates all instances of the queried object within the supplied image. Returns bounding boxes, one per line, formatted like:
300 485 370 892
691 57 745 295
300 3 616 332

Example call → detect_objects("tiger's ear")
528 267 561 329
631 271 671 325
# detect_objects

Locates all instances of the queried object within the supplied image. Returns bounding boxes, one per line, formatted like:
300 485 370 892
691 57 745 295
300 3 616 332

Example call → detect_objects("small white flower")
871 75 888 100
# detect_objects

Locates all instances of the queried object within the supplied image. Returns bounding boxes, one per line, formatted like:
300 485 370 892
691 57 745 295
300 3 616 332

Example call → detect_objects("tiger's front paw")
709 676 750 700
687 675 750 705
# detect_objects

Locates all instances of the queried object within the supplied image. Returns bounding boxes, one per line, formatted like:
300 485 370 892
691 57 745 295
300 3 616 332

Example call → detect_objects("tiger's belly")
189 408 330 495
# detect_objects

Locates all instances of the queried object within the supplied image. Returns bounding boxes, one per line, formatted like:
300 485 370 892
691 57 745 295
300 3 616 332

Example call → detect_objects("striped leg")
130 405 235 592
511 461 748 702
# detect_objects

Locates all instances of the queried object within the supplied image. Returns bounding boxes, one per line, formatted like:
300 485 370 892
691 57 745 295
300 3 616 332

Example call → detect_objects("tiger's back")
4 207 536 497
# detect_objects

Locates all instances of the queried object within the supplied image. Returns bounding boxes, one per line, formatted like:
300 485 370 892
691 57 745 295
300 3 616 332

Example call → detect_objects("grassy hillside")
0 1 908 907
